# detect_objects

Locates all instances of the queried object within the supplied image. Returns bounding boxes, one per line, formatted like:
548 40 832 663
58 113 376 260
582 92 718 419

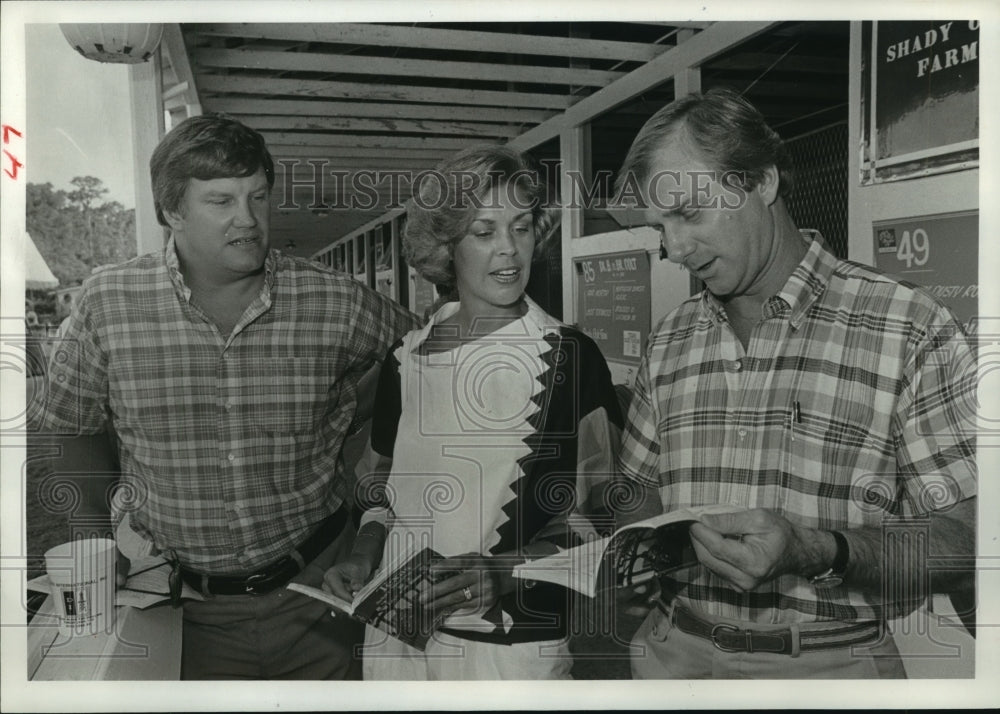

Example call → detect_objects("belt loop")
200 573 213 599
789 623 801 658
655 597 675 624
289 548 306 570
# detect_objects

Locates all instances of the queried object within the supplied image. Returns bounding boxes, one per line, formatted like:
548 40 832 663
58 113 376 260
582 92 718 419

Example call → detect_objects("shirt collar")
413 294 561 350
163 234 279 302
698 229 833 330
776 229 835 330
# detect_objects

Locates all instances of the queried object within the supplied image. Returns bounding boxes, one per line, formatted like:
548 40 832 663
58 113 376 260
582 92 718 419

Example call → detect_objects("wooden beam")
259 132 484 151
509 22 776 151
193 48 624 87
129 48 166 255
271 155 442 170
560 125 588 324
209 97 556 125
195 73 575 109
189 22 667 63
268 144 450 161
161 24 201 111
243 115 523 138
673 29 702 97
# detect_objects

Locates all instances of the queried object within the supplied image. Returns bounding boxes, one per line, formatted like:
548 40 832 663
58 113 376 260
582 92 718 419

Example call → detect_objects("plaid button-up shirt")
618 235 977 623
40 238 418 573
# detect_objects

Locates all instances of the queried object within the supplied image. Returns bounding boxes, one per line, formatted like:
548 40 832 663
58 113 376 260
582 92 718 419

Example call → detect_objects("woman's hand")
323 555 376 601
421 552 515 615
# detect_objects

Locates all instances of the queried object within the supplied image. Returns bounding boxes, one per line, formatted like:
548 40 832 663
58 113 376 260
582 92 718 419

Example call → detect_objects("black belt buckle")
243 557 293 595
243 572 271 595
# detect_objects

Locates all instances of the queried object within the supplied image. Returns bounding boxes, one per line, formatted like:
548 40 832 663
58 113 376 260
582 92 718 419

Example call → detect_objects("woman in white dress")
324 145 622 680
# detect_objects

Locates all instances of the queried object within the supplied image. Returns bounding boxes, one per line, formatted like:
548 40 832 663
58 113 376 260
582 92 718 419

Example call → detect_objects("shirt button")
224 400 233 411
738 428 748 439
227 452 235 462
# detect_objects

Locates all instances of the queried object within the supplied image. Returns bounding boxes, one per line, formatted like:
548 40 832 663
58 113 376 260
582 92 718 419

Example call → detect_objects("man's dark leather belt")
661 601 882 656
180 508 347 596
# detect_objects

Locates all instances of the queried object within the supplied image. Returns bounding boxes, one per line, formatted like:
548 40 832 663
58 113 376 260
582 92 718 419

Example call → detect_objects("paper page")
513 504 745 596
513 537 612 598
285 582 355 615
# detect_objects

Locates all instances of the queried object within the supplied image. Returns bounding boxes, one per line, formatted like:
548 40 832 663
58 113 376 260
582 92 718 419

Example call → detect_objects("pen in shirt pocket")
789 400 802 439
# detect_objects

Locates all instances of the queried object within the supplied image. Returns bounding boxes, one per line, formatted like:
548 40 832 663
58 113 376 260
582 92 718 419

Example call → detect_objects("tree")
27 177 136 285
67 176 109 211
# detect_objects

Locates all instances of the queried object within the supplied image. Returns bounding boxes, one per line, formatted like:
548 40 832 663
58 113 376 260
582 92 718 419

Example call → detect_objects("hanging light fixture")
284 240 297 252
59 24 164 64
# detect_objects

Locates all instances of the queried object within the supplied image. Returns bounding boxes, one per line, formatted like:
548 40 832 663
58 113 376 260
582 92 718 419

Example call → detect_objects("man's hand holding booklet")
512 504 743 597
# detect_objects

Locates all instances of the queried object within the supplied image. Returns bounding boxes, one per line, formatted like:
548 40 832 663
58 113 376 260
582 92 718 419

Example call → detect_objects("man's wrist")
801 529 850 588
796 527 840 579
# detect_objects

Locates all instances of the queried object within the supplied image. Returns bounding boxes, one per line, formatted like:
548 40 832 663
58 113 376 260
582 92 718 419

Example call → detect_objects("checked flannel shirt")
618 234 977 624
39 237 418 574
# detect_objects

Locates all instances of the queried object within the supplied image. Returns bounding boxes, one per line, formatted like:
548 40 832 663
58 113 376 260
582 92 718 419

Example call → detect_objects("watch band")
828 530 849 575
810 530 849 588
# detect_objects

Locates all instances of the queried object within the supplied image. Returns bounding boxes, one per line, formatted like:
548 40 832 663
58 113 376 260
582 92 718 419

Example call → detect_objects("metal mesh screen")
785 122 849 259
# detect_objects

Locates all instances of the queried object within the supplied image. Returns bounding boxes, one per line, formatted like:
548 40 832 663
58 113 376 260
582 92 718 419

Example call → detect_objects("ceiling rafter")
259 132 487 151
194 74 575 109
244 115 523 138
189 22 669 62
210 97 555 124
192 48 624 87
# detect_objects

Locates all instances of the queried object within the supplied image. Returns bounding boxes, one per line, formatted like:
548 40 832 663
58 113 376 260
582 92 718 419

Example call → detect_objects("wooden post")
128 47 166 256
559 124 589 324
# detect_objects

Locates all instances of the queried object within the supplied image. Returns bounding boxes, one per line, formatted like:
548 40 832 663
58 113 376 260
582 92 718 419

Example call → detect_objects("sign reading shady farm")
872 21 979 168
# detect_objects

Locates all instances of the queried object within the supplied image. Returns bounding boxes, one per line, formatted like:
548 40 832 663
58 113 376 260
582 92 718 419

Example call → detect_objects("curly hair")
615 87 794 202
150 112 275 227
403 145 557 291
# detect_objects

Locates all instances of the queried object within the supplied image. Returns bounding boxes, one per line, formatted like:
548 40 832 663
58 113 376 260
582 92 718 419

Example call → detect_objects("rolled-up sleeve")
893 315 978 514
35 285 109 436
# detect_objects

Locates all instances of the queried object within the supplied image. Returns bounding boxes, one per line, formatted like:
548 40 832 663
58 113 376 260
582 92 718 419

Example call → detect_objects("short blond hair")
403 145 556 290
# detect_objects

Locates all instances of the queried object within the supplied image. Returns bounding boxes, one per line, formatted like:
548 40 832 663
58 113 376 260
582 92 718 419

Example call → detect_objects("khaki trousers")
631 603 906 679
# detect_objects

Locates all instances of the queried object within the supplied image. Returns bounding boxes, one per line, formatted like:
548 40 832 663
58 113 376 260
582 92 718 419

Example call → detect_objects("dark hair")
403 145 557 289
150 113 275 226
615 87 794 200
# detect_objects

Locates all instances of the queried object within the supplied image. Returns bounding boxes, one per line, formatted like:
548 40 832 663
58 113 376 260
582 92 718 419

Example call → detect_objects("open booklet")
512 504 742 598
288 546 457 651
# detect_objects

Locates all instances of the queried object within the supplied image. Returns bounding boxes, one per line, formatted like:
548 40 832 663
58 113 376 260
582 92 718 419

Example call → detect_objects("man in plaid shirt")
615 89 977 678
39 114 418 679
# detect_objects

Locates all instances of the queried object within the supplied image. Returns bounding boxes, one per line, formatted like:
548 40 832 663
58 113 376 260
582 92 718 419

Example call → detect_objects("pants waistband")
180 508 347 596
657 600 883 657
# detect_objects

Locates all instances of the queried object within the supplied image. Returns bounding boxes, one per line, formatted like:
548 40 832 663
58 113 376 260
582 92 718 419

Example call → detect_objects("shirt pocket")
252 358 338 434
781 385 878 525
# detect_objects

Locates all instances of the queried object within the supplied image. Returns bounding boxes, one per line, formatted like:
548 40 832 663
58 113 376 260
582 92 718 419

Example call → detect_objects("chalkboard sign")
873 211 977 331
862 20 979 182
575 250 651 365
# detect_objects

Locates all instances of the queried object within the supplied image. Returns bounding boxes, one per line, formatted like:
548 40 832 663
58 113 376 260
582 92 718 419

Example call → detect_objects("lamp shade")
60 23 164 64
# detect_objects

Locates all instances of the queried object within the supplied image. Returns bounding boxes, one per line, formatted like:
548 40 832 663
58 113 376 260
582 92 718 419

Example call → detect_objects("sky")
25 23 135 208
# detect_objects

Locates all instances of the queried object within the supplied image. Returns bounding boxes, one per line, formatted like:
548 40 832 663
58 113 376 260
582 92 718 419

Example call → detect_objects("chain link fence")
785 121 849 259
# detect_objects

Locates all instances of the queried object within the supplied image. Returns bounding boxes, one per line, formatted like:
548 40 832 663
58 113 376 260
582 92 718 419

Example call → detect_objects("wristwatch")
810 530 849 589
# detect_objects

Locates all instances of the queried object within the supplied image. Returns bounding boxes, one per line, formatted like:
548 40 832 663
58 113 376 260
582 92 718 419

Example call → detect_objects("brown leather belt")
659 601 883 656
180 508 347 596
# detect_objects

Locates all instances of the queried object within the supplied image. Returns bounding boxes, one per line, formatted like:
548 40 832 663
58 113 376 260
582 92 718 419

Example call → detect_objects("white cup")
44 538 117 637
